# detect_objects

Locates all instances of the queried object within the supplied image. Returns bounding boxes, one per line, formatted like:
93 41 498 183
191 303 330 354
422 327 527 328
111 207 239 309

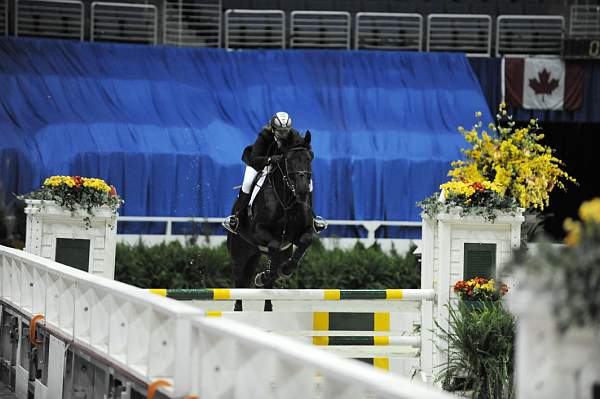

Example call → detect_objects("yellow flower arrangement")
453 277 508 301
43 176 111 192
19 175 122 228
419 104 576 221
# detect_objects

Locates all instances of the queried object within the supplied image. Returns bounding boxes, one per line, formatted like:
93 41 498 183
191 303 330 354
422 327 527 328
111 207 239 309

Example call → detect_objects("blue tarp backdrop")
0 37 490 222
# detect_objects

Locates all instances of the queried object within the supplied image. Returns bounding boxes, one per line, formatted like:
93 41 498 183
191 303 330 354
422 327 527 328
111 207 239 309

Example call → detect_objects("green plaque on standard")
55 238 90 272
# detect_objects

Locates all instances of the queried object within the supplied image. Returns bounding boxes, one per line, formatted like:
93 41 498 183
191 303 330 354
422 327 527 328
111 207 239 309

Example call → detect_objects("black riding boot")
223 191 251 233
307 193 327 233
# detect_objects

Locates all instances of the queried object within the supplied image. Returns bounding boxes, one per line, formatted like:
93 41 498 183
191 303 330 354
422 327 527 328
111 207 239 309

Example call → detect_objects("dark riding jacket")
242 125 306 170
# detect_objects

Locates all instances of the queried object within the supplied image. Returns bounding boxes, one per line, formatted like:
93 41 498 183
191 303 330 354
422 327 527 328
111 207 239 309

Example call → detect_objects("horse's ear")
304 130 311 146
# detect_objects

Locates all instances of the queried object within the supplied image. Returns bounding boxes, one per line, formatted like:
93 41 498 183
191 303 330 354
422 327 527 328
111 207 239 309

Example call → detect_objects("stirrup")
222 215 239 234
313 216 328 234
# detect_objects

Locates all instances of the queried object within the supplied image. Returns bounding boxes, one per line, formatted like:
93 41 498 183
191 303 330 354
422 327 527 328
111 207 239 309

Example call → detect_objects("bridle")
270 146 312 211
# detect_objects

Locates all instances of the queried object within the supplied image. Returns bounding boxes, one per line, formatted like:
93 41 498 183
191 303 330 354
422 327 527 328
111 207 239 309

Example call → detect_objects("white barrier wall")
509 281 600 399
0 244 453 399
24 199 118 279
420 208 523 377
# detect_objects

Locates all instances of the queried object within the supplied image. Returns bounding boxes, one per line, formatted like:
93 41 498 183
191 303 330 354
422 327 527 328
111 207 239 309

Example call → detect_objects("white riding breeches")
241 165 313 194
242 166 259 194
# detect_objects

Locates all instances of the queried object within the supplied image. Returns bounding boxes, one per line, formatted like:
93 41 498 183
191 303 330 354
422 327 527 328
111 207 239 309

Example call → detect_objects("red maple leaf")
529 68 559 95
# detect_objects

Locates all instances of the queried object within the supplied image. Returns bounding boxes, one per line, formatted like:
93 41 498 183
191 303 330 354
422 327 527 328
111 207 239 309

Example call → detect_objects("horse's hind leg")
231 243 260 311
263 275 274 312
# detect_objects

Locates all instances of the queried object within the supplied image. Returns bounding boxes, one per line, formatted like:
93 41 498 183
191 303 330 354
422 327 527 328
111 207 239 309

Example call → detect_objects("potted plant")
453 277 509 311
418 103 576 222
18 175 122 228
436 298 516 399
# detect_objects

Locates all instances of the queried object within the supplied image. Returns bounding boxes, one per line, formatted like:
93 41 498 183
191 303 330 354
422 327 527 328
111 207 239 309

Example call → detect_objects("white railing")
1 0 9 36
118 216 421 240
0 244 198 396
91 2 158 44
569 4 600 37
0 244 452 398
225 9 286 49
290 11 351 49
355 12 423 51
189 316 450 399
15 0 84 40
117 216 422 253
164 0 221 48
496 15 565 57
427 14 492 57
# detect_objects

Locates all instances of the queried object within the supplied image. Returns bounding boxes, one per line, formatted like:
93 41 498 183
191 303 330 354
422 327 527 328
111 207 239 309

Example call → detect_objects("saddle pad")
249 165 271 208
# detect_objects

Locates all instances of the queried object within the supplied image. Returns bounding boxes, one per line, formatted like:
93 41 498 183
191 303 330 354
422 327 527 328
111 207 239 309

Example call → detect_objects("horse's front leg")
279 230 313 278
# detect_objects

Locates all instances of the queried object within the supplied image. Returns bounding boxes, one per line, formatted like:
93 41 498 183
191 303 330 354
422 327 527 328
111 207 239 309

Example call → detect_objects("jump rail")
150 288 435 301
0 245 451 398
150 287 436 379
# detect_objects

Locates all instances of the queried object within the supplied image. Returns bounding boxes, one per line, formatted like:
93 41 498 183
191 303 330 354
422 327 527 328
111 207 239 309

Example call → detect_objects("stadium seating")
221 0 574 16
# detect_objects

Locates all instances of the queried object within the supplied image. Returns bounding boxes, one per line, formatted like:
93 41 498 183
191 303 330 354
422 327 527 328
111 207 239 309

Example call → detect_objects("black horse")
227 132 316 311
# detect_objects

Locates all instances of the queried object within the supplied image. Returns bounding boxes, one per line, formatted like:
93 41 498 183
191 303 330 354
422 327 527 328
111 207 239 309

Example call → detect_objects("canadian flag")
503 58 584 111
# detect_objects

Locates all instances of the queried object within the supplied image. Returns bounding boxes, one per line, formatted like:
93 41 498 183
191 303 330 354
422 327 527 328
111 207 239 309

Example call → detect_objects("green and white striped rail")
148 288 435 301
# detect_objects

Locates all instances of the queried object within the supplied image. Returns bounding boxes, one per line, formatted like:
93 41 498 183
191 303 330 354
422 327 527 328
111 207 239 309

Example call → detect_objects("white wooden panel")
34 379 48 399
47 335 66 399
15 365 29 399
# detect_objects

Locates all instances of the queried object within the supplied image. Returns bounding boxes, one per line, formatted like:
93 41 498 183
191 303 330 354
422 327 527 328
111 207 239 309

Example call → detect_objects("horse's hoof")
278 262 294 279
278 270 293 279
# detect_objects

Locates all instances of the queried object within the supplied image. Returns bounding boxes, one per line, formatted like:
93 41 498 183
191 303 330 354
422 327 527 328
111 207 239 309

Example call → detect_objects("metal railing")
164 0 221 48
1 0 8 36
569 4 600 37
355 12 423 51
225 9 285 49
91 2 158 44
290 11 351 49
0 245 453 399
496 15 565 57
427 14 492 57
15 0 84 40
0 1 584 56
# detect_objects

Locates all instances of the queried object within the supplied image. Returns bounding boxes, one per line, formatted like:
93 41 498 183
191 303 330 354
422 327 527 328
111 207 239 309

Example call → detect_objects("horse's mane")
284 144 313 160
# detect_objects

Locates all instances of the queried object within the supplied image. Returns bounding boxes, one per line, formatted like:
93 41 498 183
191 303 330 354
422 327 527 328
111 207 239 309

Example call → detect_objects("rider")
223 111 327 234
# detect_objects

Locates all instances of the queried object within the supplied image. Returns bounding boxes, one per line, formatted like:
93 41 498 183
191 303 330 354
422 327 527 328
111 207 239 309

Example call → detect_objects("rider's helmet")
271 112 292 141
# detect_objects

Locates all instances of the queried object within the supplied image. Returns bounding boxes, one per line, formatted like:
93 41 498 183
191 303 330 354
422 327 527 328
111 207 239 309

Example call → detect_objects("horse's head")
284 132 313 204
